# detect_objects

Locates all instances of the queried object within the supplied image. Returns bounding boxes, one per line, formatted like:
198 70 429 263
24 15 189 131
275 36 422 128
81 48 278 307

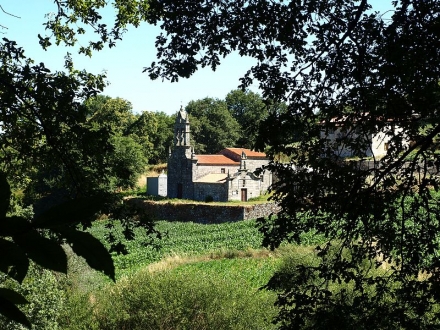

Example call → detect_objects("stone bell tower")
174 106 191 150
167 106 194 199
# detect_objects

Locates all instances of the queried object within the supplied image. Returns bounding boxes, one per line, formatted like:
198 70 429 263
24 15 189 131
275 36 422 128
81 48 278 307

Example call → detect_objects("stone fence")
126 198 280 224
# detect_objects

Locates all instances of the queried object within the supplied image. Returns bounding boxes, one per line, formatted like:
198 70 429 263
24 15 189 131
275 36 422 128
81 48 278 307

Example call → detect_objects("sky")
1 0 394 115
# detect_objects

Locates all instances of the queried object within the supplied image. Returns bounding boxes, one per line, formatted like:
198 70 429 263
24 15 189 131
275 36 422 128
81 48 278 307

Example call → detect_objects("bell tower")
174 106 191 148
167 106 194 199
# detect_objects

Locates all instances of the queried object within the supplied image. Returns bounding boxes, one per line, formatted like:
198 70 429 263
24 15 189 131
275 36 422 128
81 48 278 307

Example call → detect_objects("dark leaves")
0 172 10 218
134 0 440 327
12 229 67 274
32 194 113 229
57 229 115 281
0 289 30 328
0 238 29 283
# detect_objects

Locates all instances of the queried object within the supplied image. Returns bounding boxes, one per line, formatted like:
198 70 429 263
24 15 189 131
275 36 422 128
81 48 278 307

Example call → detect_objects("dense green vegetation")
185 90 280 154
0 219 325 329
66 258 279 330
90 219 270 277
3 1 440 328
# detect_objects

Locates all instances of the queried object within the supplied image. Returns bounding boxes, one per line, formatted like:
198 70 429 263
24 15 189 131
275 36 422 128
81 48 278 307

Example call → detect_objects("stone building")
167 108 272 202
146 172 167 197
321 115 409 158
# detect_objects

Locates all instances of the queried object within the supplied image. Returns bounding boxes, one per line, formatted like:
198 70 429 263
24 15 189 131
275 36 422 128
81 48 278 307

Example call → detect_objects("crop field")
87 219 270 277
1 218 326 329
86 218 326 277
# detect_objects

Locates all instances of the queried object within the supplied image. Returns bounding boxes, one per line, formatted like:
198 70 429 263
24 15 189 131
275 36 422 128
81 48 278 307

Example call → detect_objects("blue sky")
1 0 393 115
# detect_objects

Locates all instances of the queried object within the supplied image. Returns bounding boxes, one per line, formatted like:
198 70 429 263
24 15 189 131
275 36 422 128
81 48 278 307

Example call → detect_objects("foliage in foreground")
0 264 65 330
0 178 159 328
0 34 159 327
143 1 440 327
0 213 326 329
5 0 440 327
266 244 440 330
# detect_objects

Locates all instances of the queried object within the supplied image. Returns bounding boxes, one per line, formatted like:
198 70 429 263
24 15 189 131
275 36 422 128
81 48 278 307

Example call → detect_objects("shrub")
266 245 440 329
7 194 34 220
56 245 107 330
57 292 99 330
91 261 277 329
0 264 66 330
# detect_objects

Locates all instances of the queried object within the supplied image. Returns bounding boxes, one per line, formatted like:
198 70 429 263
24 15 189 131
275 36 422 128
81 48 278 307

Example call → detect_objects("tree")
185 98 240 154
148 111 174 164
0 24 157 329
4 0 440 328
225 89 267 149
145 0 440 327
84 95 151 190
125 110 158 165
85 95 136 136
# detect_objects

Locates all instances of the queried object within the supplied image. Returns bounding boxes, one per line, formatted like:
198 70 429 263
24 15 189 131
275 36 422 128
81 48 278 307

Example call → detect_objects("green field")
0 219 325 329
88 219 275 278
62 219 302 330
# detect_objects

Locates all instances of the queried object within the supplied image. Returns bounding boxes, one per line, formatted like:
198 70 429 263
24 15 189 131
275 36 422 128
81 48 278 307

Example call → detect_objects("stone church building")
167 108 272 202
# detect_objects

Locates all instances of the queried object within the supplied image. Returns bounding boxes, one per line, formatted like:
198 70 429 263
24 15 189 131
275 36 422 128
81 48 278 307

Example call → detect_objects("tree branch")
0 5 20 19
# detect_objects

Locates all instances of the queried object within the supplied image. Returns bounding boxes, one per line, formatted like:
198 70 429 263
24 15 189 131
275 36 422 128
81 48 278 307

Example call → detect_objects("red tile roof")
221 148 267 158
196 155 240 165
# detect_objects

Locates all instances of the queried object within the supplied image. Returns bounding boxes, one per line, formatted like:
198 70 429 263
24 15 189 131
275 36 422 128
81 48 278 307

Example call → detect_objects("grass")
87 258 280 330
87 219 268 278
86 218 326 278
1 216 326 329
135 196 272 205
57 219 298 329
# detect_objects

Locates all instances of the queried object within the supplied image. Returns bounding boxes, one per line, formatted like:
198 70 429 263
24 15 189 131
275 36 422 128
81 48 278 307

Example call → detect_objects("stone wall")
243 202 281 220
244 159 271 172
195 164 238 180
193 182 228 202
126 198 280 224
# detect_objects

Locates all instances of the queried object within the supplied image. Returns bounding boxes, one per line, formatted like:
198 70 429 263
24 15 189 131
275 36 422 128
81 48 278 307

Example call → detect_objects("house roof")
220 148 267 159
196 155 240 165
322 112 415 126
195 173 228 183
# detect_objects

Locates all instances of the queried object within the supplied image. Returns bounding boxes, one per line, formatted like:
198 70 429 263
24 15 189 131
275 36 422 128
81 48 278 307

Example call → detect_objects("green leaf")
0 171 11 218
0 288 28 304
0 238 29 283
33 194 112 229
0 293 30 329
59 229 115 281
13 230 67 274
0 216 32 236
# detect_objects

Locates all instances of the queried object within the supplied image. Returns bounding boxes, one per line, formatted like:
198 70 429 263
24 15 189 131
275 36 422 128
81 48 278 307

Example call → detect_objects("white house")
321 115 409 158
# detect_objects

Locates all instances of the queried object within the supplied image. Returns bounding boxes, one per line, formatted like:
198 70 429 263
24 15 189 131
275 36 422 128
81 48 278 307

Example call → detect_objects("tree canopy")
183 90 274 153
225 89 267 149
3 0 440 328
185 97 240 154
83 95 174 187
0 10 159 327
143 0 440 327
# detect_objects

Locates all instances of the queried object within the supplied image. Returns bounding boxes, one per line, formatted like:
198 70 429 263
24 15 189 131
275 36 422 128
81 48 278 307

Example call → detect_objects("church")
167 108 272 202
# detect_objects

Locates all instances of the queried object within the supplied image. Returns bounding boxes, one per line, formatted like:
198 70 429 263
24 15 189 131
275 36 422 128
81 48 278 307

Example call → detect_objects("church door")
241 189 247 202
177 183 183 199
